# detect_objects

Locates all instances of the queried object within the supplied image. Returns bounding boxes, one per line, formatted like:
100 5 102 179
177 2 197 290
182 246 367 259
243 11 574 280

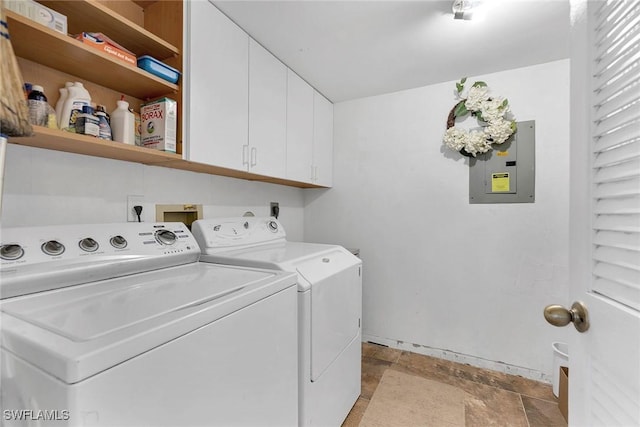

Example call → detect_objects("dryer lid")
200 243 360 291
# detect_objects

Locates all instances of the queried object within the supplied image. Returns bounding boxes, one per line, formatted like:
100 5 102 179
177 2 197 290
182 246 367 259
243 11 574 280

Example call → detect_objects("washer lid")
1 263 296 384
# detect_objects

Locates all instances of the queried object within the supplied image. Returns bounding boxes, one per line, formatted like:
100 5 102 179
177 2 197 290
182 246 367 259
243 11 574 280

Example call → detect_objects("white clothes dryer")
0 222 299 427
191 217 362 427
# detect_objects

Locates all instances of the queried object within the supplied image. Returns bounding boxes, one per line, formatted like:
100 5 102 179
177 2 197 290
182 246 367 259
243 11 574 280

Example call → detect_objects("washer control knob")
42 240 65 256
110 235 127 249
1 244 24 261
79 237 99 252
268 221 278 232
155 229 177 245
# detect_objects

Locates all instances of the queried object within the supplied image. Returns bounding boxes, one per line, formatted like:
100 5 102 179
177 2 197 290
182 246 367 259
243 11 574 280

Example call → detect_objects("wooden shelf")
6 11 178 100
40 0 179 60
8 127 325 189
132 1 159 8
161 159 325 188
9 126 181 165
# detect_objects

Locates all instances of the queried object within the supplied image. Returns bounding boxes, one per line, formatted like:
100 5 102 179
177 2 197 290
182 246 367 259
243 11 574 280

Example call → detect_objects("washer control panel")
1 223 195 263
0 222 200 298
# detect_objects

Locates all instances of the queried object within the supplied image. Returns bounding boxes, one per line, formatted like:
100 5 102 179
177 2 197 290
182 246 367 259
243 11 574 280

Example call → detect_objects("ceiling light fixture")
452 0 476 20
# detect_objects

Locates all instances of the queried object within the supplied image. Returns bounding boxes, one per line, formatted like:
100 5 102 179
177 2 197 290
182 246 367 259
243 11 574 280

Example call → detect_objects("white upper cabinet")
185 1 248 170
248 40 287 178
286 70 315 183
313 92 334 187
185 2 333 187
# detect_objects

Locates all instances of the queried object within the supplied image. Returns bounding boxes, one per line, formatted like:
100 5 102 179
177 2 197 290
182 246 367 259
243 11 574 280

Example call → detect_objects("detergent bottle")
55 82 74 128
59 82 92 132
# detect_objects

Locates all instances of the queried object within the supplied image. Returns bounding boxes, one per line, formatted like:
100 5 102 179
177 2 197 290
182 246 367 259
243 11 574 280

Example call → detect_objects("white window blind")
592 0 640 311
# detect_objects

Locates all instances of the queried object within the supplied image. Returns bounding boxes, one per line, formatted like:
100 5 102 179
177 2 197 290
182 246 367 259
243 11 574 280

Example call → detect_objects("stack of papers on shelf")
75 32 136 66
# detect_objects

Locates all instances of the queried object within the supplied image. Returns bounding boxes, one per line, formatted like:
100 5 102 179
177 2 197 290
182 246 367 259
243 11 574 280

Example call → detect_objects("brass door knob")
544 301 590 332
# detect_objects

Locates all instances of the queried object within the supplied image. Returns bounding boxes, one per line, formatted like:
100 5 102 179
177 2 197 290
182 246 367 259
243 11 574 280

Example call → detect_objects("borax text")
142 109 163 121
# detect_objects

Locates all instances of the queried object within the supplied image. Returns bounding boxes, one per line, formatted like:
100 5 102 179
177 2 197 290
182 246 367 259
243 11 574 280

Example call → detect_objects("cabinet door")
248 40 287 178
286 70 314 183
186 2 248 170
313 91 334 187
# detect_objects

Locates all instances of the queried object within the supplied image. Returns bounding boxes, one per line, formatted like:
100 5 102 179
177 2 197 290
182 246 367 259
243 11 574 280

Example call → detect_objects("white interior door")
568 1 640 425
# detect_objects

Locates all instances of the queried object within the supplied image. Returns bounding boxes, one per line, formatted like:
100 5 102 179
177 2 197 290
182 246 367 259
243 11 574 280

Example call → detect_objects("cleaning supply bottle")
23 83 32 100
130 107 141 146
55 82 74 128
75 105 100 137
111 96 135 144
59 82 92 132
28 85 48 126
95 105 112 140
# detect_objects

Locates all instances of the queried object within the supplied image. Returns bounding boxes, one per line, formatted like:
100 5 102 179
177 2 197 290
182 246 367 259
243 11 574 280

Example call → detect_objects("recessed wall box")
156 204 203 229
469 120 535 204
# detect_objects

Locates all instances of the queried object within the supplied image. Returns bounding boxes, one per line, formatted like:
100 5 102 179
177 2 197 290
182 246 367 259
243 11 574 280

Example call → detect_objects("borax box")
141 98 177 153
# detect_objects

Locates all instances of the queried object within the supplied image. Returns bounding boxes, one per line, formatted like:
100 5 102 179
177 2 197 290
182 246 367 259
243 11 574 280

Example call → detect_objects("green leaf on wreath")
510 121 518 132
500 99 509 109
454 102 468 117
472 81 487 88
456 78 467 93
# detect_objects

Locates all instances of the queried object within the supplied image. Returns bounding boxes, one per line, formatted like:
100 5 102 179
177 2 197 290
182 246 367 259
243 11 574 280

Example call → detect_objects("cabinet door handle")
242 145 249 166
250 147 257 167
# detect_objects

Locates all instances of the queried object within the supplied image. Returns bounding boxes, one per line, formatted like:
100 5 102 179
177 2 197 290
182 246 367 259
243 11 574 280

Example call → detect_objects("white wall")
304 60 572 380
1 60 572 381
1 145 305 240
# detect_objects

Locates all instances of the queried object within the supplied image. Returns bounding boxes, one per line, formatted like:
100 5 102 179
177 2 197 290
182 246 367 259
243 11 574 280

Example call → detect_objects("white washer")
0 222 299 427
191 217 362 427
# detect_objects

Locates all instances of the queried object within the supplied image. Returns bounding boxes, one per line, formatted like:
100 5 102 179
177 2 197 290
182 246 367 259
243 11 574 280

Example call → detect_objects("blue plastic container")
137 55 181 84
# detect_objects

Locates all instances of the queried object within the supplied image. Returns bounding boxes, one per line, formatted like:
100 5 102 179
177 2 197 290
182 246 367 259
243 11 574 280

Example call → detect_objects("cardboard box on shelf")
559 366 568 422
5 0 67 34
141 98 176 153
75 32 136 66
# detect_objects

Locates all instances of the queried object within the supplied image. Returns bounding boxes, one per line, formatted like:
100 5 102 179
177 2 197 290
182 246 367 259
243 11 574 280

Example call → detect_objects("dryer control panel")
192 217 286 254
0 222 200 298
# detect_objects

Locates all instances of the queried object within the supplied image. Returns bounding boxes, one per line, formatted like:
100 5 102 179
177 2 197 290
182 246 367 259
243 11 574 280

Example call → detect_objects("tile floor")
342 342 567 427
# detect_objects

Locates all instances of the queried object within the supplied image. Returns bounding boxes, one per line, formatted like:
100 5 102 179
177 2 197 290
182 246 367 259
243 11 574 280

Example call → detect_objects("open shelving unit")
6 10 178 100
4 0 319 188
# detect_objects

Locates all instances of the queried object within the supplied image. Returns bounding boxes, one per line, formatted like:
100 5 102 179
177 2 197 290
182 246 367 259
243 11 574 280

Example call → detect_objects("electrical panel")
469 120 535 204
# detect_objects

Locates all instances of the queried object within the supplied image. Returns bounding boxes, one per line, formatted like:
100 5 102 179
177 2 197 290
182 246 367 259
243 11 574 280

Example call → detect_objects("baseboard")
362 333 552 384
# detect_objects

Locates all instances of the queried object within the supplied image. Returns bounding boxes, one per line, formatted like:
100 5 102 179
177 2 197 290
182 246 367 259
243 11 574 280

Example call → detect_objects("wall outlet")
270 202 279 218
127 195 144 222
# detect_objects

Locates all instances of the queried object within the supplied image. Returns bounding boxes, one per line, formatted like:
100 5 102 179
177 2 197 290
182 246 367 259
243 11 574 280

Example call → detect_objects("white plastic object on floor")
552 342 569 397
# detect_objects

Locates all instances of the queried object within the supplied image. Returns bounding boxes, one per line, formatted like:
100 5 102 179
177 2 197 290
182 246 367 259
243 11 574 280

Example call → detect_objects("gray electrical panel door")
469 120 535 204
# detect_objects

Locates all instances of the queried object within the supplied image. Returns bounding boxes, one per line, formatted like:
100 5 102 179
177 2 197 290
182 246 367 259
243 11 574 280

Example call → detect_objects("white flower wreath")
443 78 517 157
